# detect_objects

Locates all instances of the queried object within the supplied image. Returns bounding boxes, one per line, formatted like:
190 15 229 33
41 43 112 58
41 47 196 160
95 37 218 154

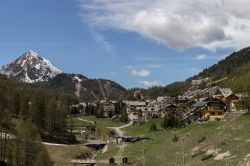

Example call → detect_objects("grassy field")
71 115 126 141
72 115 126 127
97 113 250 166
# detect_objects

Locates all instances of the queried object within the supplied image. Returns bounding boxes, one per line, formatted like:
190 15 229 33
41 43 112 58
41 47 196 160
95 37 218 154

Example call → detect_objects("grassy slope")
72 115 126 128
98 114 250 166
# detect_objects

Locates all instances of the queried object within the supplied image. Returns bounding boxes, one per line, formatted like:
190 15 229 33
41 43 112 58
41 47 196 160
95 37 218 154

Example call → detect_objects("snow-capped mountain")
0 50 62 83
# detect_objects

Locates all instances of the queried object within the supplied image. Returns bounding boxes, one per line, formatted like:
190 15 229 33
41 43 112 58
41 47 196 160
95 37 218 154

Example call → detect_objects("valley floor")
47 113 250 165
97 112 250 166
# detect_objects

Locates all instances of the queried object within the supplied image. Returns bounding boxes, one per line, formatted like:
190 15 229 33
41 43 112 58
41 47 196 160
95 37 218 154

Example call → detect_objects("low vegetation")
98 113 250 166
45 145 91 166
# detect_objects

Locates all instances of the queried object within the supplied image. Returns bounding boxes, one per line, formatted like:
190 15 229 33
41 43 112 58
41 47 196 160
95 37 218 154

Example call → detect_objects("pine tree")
33 146 53 166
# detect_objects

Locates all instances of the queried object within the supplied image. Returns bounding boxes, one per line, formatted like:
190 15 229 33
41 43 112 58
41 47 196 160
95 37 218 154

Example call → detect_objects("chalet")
193 98 226 121
101 100 117 117
218 88 233 97
125 101 147 114
161 104 183 118
224 94 240 112
174 97 190 105
142 107 161 120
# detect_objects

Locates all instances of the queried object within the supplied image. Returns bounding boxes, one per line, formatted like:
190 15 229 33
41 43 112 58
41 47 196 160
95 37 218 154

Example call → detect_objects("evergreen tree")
96 103 104 118
33 146 53 166
150 122 157 131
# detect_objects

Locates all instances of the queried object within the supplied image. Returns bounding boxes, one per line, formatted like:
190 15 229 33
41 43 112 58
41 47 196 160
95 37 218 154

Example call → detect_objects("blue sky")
1 0 249 88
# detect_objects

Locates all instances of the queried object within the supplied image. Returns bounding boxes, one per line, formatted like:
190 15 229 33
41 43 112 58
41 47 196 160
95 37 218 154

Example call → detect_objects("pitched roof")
193 101 207 108
219 88 233 97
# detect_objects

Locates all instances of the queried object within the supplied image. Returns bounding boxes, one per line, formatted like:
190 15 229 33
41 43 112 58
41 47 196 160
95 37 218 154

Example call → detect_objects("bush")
162 115 182 129
172 134 179 143
150 122 157 131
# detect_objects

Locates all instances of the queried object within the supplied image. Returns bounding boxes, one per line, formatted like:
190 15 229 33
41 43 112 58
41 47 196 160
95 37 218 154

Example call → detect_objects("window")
218 112 223 115
210 112 215 115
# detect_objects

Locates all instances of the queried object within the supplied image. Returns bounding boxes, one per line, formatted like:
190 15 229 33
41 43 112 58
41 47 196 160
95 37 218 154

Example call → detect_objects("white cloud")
90 30 114 54
139 80 164 87
78 0 250 51
195 54 206 60
131 69 150 77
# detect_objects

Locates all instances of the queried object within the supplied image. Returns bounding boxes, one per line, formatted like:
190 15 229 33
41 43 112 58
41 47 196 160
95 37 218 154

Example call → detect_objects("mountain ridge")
34 73 126 102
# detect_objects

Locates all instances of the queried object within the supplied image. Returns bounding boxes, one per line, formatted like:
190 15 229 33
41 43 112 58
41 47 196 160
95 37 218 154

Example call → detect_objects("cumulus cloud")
195 54 206 60
139 80 164 87
131 69 150 77
78 0 250 51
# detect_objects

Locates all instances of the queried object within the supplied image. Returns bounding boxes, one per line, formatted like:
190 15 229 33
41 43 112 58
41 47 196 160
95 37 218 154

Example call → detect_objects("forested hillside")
0 74 76 166
134 47 250 99
126 81 190 100
189 47 250 93
190 47 250 80
35 73 126 102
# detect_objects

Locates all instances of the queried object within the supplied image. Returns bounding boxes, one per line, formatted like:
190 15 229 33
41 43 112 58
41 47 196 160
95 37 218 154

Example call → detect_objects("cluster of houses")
77 86 247 126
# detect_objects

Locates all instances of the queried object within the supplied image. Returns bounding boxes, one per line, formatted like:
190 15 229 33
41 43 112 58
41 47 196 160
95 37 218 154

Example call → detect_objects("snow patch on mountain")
0 50 62 83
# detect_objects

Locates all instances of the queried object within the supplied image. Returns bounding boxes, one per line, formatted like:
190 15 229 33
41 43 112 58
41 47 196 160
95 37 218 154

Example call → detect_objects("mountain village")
76 84 246 125
69 83 248 165
1 50 250 166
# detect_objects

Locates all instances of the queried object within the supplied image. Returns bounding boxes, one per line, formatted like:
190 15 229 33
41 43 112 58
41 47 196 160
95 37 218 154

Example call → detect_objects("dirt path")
104 122 133 164
102 145 108 153
118 144 127 157
77 117 95 124
107 122 133 137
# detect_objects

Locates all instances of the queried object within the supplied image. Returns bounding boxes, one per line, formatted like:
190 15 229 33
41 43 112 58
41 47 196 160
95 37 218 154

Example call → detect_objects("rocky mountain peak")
0 50 62 83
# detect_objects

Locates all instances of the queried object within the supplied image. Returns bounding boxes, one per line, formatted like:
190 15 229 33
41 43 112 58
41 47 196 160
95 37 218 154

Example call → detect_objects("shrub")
150 122 158 131
172 134 179 143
